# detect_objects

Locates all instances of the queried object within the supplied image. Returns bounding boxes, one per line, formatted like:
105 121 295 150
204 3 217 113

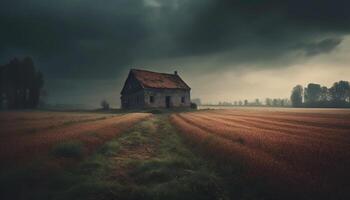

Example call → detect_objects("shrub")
99 141 121 156
147 109 163 114
100 100 110 110
52 141 84 158
190 102 198 109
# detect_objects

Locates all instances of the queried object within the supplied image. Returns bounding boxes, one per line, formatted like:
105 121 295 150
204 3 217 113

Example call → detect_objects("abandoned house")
120 69 191 109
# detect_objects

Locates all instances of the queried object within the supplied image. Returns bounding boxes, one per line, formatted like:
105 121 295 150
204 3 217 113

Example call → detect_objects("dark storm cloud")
176 0 350 59
1 0 350 79
1 0 350 106
0 0 151 78
297 38 343 56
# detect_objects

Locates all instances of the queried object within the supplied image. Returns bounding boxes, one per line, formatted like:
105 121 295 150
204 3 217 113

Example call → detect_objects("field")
0 108 350 200
0 111 151 163
171 108 350 199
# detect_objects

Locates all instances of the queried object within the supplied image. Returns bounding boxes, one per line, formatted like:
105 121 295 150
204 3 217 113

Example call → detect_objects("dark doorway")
165 96 171 108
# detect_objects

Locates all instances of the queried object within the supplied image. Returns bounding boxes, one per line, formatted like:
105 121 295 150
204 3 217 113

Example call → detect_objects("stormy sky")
1 0 350 107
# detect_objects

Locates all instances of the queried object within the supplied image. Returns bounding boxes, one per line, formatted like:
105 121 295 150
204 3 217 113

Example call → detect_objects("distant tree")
320 86 330 102
100 99 110 110
191 98 202 106
291 85 303 107
281 98 291 107
190 102 198 109
280 99 285 107
234 101 238 106
272 99 279 106
265 98 272 106
255 98 261 106
238 100 243 106
304 83 322 105
244 99 248 106
329 81 350 104
0 57 44 109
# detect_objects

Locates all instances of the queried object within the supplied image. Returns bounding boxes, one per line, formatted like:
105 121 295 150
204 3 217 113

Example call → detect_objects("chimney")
174 70 178 75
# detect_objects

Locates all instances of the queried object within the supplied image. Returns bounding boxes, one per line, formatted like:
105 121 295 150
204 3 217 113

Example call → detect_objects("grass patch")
98 140 121 156
52 141 84 158
119 115 227 200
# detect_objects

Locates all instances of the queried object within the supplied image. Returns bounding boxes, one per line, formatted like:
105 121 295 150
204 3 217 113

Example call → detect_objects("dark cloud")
1 0 350 106
298 38 343 56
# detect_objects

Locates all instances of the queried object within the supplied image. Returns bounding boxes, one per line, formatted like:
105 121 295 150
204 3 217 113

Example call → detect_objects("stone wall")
144 88 191 108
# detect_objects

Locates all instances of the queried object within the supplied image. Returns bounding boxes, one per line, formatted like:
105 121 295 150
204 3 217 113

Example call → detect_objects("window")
150 96 154 103
181 96 185 103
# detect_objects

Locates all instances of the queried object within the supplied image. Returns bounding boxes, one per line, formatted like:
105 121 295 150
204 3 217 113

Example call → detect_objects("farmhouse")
120 69 191 109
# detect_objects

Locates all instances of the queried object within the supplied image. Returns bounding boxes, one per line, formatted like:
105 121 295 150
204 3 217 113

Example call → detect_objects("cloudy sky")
1 0 350 107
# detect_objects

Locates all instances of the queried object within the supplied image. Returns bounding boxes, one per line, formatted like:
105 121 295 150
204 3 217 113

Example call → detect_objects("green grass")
98 140 121 156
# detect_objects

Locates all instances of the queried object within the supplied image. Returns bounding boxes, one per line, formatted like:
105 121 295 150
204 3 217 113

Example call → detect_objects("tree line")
291 80 350 108
214 98 291 107
0 57 44 109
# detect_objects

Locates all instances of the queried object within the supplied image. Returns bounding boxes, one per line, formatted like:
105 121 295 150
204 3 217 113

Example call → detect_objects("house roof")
130 69 191 90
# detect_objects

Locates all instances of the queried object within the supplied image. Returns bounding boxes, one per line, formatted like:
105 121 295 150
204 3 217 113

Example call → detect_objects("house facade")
120 69 191 109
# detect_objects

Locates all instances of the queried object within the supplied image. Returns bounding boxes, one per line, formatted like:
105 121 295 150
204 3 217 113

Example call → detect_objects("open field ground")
171 108 350 199
0 111 151 163
0 112 227 200
1 108 350 200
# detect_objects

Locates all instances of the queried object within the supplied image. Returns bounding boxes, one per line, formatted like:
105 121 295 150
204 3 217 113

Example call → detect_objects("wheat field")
0 111 151 162
170 108 350 196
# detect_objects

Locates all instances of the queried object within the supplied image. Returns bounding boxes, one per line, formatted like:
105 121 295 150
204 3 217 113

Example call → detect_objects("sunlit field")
170 108 350 199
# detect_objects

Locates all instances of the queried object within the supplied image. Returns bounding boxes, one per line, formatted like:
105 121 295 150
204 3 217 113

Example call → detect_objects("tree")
191 98 201 106
265 98 272 106
255 98 261 106
282 98 291 107
238 100 243 106
0 57 44 109
244 99 248 106
304 83 322 105
320 86 330 102
272 99 279 106
101 100 110 110
329 81 350 103
291 85 303 107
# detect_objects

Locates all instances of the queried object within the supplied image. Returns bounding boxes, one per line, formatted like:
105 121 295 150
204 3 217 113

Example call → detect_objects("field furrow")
171 109 350 195
0 113 151 162
213 110 350 129
0 114 114 138
191 112 350 143
170 114 312 190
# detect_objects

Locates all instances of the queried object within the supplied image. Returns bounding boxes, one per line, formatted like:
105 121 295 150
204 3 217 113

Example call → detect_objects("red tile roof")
131 69 190 90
